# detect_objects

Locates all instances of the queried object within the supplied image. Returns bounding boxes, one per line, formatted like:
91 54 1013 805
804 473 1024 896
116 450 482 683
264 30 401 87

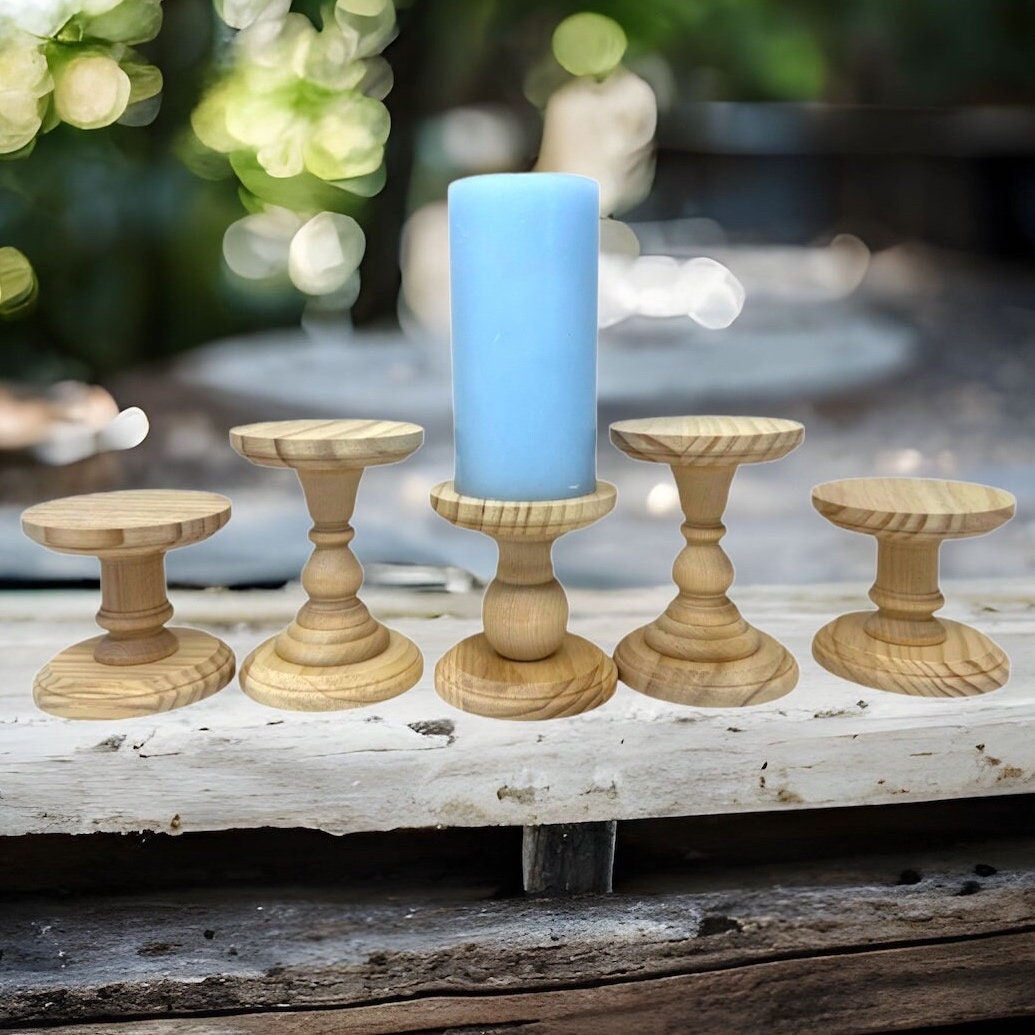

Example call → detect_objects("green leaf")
83 0 164 46
118 94 162 126
0 139 36 162
121 58 163 103
237 187 267 215
230 150 364 216
326 164 385 198
0 247 39 320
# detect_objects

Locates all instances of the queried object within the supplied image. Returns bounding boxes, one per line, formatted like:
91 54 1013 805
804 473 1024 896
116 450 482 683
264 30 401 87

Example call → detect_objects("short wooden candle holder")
609 416 804 707
812 477 1016 697
429 481 618 720
21 490 235 719
229 419 424 711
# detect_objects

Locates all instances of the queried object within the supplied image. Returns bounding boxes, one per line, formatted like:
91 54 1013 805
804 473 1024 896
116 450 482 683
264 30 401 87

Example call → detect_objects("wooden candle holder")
609 416 804 707
21 490 235 719
229 420 424 711
812 477 1016 696
429 481 618 719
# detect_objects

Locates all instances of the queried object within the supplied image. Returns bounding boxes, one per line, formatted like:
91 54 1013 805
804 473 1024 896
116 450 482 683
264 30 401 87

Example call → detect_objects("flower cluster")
194 0 396 300
0 0 164 157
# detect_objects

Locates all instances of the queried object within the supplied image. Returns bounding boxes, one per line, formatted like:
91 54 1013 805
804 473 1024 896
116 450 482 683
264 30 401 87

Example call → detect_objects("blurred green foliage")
2 0 1035 381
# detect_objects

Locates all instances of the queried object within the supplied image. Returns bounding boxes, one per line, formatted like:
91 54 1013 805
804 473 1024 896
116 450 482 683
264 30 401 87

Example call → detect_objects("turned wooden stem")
95 552 177 666
866 539 946 647
275 469 388 667
645 465 758 662
483 538 567 662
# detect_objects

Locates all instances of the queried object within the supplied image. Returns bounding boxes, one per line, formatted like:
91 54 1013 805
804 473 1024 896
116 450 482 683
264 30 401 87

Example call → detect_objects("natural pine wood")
609 416 803 706
20 490 234 718
812 477 1016 696
33 628 235 721
230 420 424 711
229 418 424 470
429 481 618 719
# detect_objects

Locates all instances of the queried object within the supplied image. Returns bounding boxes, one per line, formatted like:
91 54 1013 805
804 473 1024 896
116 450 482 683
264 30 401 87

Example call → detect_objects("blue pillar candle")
449 172 599 501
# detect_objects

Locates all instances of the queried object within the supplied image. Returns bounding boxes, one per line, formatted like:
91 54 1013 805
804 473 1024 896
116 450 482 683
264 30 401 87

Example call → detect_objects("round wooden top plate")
22 490 231 554
812 477 1016 540
430 481 617 537
610 416 803 465
230 419 424 469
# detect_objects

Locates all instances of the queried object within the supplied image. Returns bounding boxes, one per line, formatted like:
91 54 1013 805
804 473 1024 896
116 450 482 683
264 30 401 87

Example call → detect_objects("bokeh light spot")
551 13 627 78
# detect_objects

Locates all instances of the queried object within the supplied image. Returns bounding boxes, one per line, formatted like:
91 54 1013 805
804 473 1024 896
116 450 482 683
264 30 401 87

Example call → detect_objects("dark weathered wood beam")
522 821 617 895
5 839 1035 1031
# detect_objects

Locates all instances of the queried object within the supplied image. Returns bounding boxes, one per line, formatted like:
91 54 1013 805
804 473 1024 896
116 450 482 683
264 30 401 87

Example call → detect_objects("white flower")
0 28 52 153
0 1 121 39
214 0 290 31
288 210 364 294
194 11 391 181
222 206 302 280
52 51 131 129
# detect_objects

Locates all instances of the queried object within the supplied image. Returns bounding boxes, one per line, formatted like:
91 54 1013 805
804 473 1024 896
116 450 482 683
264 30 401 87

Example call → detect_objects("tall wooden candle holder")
21 490 235 719
230 420 424 711
812 477 1016 696
429 481 618 719
609 416 804 707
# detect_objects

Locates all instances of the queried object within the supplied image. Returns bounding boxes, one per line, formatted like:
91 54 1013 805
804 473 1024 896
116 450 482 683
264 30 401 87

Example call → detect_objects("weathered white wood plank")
1 581 1033 838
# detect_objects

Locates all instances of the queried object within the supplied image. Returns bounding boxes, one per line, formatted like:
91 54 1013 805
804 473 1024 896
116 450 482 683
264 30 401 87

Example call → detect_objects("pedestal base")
435 633 617 720
614 625 797 707
812 612 1009 697
239 629 422 711
33 627 234 720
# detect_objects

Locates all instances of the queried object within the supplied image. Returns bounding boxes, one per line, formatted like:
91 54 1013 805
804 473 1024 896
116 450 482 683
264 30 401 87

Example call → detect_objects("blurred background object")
2 0 1033 590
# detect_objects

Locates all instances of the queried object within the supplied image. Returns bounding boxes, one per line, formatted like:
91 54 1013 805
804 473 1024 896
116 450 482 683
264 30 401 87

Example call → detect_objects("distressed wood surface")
522 820 617 894
14 937 1035 1034
1 581 1034 838
5 839 1035 1029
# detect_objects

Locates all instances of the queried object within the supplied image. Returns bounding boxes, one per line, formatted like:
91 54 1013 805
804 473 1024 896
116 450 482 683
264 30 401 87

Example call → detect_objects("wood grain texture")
230 421 423 711
812 477 1016 697
610 417 802 707
6 841 1035 1029
20 490 234 718
434 632 617 720
240 629 422 711
21 490 231 554
812 476 1017 540
229 419 424 470
429 482 617 719
2 581 1035 837
18 936 1035 1034
34 628 235 720
429 480 617 537
523 820 616 894
609 415 803 466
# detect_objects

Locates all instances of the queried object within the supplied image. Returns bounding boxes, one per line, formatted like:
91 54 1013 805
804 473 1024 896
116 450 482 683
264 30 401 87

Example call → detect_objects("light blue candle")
449 172 599 501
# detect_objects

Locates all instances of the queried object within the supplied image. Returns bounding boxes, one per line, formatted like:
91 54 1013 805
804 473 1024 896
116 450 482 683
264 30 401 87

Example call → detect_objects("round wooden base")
33 627 234 720
434 633 617 720
614 625 798 707
812 612 1009 697
239 629 423 711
